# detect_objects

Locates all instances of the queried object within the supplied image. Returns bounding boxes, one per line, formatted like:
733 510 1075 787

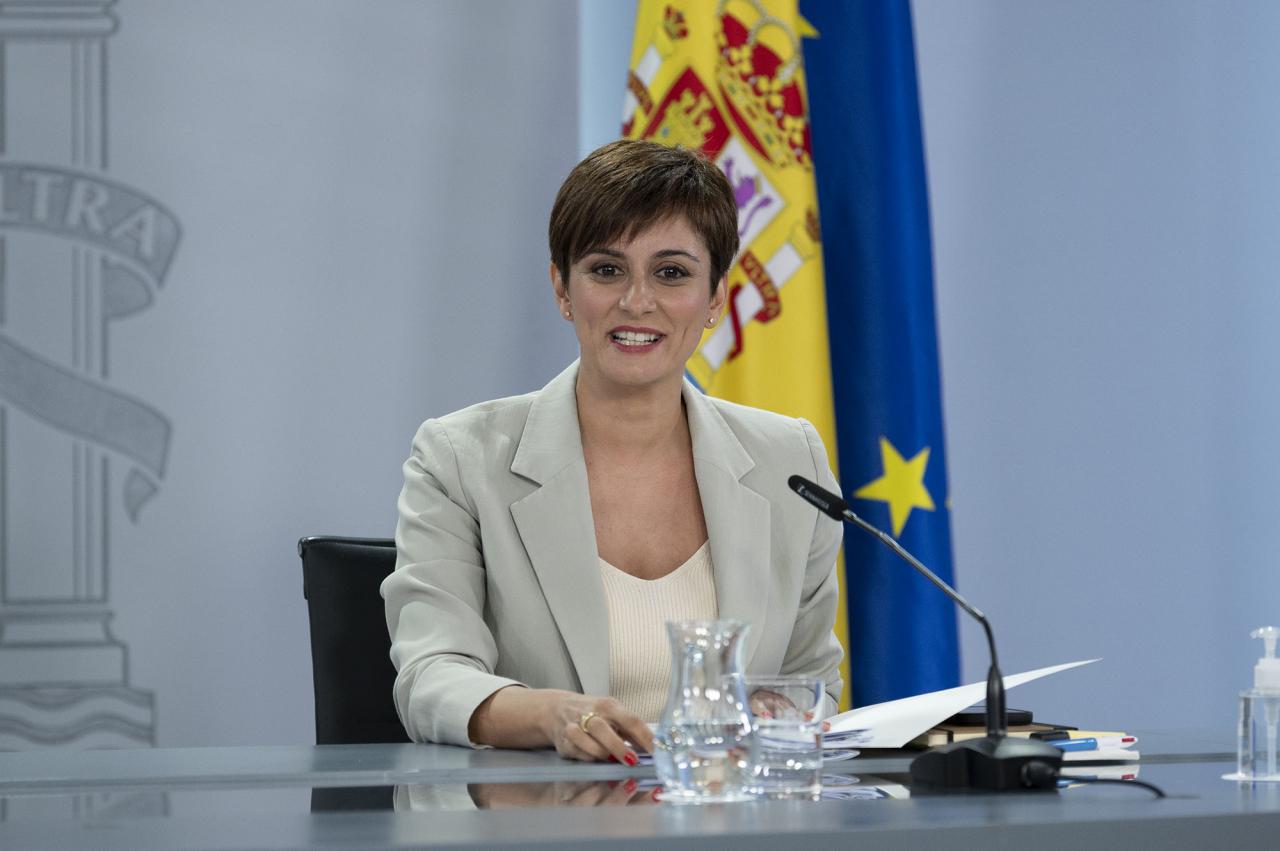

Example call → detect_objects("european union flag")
801 0 960 705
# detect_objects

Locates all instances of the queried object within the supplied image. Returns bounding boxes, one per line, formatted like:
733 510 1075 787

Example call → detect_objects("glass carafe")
653 619 758 803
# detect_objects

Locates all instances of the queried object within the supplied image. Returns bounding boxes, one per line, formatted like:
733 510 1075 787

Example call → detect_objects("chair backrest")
298 536 410 745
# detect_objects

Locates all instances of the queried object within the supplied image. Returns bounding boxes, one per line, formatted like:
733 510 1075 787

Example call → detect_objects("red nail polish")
624 751 638 766
624 778 637 793
607 755 617 763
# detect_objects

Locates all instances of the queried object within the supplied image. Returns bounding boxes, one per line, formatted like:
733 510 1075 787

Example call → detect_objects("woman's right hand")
541 693 654 765
468 686 653 763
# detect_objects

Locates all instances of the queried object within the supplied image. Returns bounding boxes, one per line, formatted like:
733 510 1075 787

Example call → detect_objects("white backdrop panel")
0 0 579 748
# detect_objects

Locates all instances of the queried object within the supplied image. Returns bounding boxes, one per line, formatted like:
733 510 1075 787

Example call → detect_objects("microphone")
788 474 1062 792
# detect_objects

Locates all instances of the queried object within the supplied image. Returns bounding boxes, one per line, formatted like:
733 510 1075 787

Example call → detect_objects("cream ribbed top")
598 542 718 723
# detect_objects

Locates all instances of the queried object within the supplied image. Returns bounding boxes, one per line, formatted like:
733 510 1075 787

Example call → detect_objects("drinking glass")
744 676 825 800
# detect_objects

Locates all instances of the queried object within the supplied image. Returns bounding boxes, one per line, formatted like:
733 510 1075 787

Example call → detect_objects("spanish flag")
625 0 959 708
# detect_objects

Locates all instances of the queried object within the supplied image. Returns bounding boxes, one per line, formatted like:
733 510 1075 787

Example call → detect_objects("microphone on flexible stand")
787 475 1062 792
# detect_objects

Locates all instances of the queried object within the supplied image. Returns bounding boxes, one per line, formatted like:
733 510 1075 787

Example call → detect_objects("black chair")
297 536 410 746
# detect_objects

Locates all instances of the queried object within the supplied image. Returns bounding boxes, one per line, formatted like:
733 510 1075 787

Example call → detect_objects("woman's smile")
608 326 666 352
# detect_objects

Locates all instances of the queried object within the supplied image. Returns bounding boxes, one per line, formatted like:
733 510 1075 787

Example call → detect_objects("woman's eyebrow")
654 249 701 263
581 247 702 262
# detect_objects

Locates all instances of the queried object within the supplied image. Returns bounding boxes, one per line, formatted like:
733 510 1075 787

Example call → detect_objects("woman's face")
552 215 726 395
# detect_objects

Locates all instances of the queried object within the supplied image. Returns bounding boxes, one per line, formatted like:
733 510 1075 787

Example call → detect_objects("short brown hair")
549 140 739 293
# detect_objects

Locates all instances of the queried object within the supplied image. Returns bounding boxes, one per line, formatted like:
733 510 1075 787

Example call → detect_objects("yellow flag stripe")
627 0 852 710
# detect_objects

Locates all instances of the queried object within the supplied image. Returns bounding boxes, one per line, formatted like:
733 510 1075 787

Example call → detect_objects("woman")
383 140 844 765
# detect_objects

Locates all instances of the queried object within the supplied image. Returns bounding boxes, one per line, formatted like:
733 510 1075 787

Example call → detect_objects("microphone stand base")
910 736 1063 792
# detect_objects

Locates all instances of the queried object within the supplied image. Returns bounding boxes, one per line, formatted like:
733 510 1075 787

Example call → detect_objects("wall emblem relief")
0 0 180 750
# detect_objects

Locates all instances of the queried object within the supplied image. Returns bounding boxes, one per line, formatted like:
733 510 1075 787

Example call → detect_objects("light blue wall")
914 0 1280 732
581 1 1280 733
577 0 636 156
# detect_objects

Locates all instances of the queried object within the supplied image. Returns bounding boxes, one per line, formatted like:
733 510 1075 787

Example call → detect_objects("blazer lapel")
509 363 610 696
684 382 772 668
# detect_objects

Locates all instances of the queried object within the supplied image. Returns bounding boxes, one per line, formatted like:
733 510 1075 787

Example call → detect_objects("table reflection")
392 775 910 811
475 779 660 809
395 779 659 811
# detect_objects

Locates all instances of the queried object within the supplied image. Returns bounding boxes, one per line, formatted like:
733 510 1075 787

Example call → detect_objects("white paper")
825 659 1099 748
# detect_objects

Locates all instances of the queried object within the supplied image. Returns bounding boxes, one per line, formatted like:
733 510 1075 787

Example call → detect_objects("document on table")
825 659 1099 749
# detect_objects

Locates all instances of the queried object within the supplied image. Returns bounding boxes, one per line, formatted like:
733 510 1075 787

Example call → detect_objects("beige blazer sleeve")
784 418 845 718
382 418 524 747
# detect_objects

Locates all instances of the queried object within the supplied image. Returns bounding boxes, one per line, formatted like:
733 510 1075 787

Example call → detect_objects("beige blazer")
383 362 845 746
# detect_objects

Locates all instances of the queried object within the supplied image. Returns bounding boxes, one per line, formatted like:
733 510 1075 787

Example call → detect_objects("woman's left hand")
748 688 831 731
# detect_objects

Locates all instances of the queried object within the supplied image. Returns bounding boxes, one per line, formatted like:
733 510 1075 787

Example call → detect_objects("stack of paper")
823 659 1099 750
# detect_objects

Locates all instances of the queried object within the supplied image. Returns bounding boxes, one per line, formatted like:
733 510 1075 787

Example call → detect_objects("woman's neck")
574 369 688 458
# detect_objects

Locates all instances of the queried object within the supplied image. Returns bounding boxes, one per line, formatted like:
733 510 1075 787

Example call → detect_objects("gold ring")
578 711 599 734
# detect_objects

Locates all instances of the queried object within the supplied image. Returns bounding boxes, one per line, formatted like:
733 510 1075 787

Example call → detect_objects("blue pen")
1051 737 1099 752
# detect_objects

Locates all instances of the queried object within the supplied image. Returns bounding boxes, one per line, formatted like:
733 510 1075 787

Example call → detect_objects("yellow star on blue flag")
854 437 934 537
